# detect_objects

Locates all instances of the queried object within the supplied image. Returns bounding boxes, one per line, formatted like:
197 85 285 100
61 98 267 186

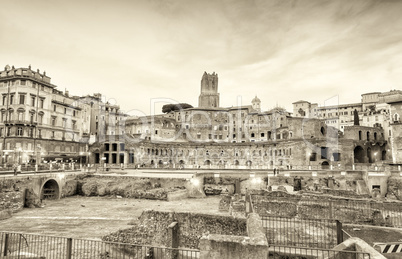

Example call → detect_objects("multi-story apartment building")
0 65 88 166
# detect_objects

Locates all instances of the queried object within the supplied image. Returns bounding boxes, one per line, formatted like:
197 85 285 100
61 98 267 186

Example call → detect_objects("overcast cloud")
1 0 401 114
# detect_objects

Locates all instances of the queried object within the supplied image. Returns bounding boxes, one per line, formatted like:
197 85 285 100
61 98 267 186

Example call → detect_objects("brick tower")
198 71 219 108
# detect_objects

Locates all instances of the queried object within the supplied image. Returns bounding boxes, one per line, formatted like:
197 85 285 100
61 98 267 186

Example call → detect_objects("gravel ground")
0 195 225 240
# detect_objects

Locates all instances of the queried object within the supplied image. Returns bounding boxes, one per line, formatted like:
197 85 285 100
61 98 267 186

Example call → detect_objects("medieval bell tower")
198 71 220 108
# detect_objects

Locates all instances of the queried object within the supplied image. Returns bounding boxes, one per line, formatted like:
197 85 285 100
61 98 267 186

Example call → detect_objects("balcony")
4 120 37 126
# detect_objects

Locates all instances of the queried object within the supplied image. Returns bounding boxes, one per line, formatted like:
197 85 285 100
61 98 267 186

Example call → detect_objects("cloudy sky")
1 0 402 115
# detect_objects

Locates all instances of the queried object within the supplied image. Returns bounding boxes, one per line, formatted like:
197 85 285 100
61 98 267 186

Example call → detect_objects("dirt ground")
0 196 225 240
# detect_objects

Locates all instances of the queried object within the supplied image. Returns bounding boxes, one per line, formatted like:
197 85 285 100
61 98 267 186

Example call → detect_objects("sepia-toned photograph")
1 0 402 258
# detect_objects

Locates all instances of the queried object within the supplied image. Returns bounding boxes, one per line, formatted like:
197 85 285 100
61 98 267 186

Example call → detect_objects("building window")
17 111 24 121
31 96 35 106
8 110 13 120
28 128 33 137
17 127 23 136
2 95 6 105
30 113 34 123
38 114 43 124
64 108 67 114
10 95 14 105
6 127 11 136
53 105 56 112
19 94 25 105
38 129 42 138
52 131 55 138
0 128 3 137
51 117 56 126
40 99 44 108
72 121 76 130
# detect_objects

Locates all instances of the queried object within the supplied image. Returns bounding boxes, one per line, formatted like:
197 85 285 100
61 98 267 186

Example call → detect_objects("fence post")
66 238 72 259
336 220 343 244
248 194 251 214
168 222 178 259
329 200 333 220
3 233 9 256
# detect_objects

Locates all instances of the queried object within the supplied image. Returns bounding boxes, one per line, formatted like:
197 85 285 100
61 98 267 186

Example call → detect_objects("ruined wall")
204 173 367 196
250 190 402 227
387 176 402 200
103 210 247 249
0 178 29 220
78 175 187 200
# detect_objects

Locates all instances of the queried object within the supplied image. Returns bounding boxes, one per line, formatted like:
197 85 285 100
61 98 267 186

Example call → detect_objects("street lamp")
87 152 91 167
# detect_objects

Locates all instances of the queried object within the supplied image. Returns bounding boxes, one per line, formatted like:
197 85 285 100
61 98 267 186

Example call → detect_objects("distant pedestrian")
13 163 18 176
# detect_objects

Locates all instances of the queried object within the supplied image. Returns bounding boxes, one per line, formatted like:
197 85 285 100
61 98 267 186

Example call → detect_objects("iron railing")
261 215 341 249
268 245 371 259
252 195 402 228
0 232 200 259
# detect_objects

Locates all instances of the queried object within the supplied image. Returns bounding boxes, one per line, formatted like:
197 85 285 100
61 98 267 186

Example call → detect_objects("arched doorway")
354 146 365 163
204 160 211 166
321 161 329 169
158 160 163 168
246 160 252 167
41 179 60 200
234 160 239 166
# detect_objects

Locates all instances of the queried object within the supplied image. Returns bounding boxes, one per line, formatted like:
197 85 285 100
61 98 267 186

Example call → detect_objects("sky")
1 0 402 115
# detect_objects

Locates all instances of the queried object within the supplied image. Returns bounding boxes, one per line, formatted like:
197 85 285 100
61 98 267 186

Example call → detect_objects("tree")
353 109 360 126
162 103 193 113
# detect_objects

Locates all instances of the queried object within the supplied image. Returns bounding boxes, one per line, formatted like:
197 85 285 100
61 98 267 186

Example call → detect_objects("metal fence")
261 215 341 249
0 232 200 259
252 194 402 228
268 245 371 259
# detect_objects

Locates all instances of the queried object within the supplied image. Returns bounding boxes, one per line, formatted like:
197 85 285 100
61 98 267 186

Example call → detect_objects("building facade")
0 65 90 166
90 72 390 169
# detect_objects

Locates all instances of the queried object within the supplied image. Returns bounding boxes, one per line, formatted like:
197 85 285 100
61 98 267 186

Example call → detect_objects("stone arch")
354 146 365 163
204 160 211 165
320 127 326 136
394 113 400 122
40 179 60 200
246 160 252 167
234 160 239 166
321 161 329 169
